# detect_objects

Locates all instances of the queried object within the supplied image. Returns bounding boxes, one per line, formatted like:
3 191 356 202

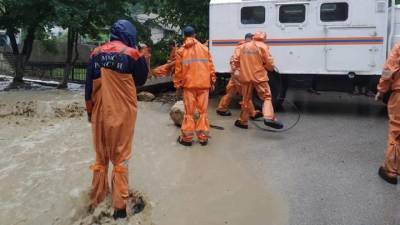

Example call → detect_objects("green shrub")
40 39 59 54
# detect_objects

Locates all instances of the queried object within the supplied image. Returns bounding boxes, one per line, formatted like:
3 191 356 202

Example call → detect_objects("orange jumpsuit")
377 43 400 178
85 20 149 210
217 42 257 116
233 32 275 126
152 47 177 77
174 37 216 142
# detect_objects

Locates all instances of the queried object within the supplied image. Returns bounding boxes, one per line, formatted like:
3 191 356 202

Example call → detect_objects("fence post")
71 66 75 81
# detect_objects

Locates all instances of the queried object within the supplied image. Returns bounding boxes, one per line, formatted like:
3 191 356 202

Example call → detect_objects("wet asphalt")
205 89 400 225
2 84 398 225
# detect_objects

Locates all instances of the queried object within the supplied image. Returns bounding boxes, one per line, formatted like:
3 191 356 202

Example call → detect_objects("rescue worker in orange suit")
85 20 149 219
152 41 177 77
233 31 283 130
216 33 262 120
174 26 216 146
376 43 400 185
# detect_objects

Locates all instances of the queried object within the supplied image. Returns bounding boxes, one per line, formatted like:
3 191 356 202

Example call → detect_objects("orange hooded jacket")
378 43 400 93
168 46 177 62
174 37 216 89
230 41 245 72
233 32 274 83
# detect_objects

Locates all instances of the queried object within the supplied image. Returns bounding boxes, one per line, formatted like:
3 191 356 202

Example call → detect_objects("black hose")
210 124 225 130
250 98 301 133
251 71 302 133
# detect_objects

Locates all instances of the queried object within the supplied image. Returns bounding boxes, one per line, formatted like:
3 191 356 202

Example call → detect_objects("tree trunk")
72 32 79 65
6 29 19 55
5 29 23 83
21 27 35 64
71 32 80 82
59 28 75 89
12 26 36 84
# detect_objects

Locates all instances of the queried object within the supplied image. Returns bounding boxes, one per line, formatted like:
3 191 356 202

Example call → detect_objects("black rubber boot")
264 119 284 129
250 111 263 120
234 120 248 129
132 196 146 215
113 209 127 220
199 140 208 146
177 137 192 147
216 110 232 116
378 166 397 185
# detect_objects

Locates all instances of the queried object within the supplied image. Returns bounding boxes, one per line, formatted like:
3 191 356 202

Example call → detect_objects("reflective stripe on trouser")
217 79 257 116
90 68 137 210
239 81 274 125
384 92 400 178
181 88 210 142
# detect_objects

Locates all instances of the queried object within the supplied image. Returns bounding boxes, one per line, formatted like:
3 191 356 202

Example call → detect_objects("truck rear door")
322 1 386 74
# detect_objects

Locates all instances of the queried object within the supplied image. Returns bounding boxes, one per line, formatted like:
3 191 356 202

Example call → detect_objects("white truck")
209 0 400 105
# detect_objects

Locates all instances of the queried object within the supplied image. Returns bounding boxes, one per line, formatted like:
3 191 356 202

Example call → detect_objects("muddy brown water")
0 88 288 225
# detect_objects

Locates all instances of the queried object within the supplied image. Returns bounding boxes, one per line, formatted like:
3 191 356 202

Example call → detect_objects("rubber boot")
216 110 232 116
177 137 192 147
234 120 248 129
113 209 127 220
264 119 284 129
378 166 397 185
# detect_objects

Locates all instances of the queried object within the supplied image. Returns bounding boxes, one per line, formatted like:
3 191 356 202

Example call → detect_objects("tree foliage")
141 0 210 42
53 0 136 88
0 0 55 83
0 0 142 85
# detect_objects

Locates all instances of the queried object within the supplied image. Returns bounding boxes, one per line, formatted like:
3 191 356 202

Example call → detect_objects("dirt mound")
71 191 152 225
0 101 36 117
137 91 156 102
0 100 85 118
53 102 85 118
154 92 180 104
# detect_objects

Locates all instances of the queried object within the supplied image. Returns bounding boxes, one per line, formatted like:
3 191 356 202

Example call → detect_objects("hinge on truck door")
376 1 386 13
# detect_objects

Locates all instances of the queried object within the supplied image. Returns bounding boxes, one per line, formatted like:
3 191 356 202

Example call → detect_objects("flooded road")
0 80 398 225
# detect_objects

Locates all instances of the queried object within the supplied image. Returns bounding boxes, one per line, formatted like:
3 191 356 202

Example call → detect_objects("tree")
141 0 210 42
54 0 136 88
0 0 55 85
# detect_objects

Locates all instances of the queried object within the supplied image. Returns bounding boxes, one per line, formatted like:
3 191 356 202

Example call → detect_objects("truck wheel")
383 91 391 105
214 73 230 96
252 71 287 110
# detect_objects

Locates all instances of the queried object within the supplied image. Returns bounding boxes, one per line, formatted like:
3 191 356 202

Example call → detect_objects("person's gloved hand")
210 84 216 93
139 44 152 62
87 113 92 123
148 72 156 80
85 101 94 123
176 88 183 97
232 70 240 80
375 92 384 101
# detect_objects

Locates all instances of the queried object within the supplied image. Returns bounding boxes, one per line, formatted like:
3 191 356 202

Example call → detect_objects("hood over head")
110 20 137 48
183 26 195 37
183 37 197 48
253 31 267 42
245 33 254 40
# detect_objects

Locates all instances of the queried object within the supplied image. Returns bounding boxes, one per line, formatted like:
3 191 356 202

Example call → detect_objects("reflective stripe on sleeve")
181 58 208 65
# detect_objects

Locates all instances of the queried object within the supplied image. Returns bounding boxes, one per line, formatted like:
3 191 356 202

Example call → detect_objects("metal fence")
0 51 87 83
0 52 15 75
24 63 87 83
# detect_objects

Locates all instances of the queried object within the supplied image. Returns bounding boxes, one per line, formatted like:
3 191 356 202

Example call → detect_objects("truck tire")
252 71 287 110
383 91 391 105
213 73 230 96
